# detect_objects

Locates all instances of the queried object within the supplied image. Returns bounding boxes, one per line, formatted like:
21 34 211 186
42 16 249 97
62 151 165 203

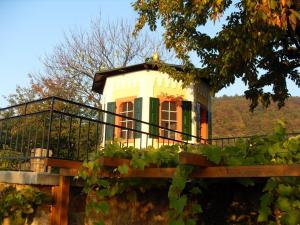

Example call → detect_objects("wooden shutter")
182 101 192 140
134 97 143 138
196 103 201 142
207 110 212 141
149 97 159 137
105 102 116 141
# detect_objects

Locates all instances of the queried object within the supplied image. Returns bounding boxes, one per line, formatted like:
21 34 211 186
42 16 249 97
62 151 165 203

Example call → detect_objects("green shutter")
207 110 212 141
196 103 201 142
182 101 192 140
134 97 143 138
105 102 116 141
149 97 159 137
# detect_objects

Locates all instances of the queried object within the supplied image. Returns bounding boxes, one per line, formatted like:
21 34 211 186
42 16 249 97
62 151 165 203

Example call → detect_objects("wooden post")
51 176 70 225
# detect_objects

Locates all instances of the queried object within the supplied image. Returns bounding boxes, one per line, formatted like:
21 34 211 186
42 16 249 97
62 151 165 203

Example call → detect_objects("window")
119 102 134 138
161 101 177 139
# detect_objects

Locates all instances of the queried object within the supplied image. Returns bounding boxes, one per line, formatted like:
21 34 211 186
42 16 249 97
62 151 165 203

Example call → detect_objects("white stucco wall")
102 69 211 147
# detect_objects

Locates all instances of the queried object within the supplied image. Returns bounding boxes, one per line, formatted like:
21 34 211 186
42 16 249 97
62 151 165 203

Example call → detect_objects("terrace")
0 96 299 172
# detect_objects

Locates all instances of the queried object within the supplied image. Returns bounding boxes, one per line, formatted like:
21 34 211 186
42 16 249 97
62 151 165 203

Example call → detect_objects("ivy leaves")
79 122 300 225
0 186 51 225
259 177 300 225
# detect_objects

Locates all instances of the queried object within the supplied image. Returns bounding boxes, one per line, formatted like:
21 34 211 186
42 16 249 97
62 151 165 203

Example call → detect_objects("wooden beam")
47 158 300 179
191 165 300 178
179 152 216 167
46 157 130 170
46 158 82 169
51 176 70 225
98 157 130 167
60 164 300 179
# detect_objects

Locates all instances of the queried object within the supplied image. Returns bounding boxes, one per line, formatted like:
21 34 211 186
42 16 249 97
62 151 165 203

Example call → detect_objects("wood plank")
45 158 82 169
98 157 130 167
179 152 216 167
46 157 130 170
59 164 300 178
50 186 59 225
50 176 70 225
60 176 70 225
191 165 300 178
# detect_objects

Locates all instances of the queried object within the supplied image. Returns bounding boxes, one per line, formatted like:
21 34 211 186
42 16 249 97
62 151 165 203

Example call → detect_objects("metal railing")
0 97 207 168
209 132 300 148
0 96 299 171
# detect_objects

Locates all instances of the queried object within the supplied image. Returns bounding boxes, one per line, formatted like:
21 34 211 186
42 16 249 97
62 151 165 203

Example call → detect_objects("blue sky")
0 0 299 107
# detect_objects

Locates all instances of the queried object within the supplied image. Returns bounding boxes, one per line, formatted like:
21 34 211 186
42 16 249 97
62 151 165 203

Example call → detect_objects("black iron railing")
209 132 300 148
0 96 299 171
0 97 206 166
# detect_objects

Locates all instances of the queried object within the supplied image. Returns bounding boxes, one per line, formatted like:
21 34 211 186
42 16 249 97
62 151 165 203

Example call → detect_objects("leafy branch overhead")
133 0 300 109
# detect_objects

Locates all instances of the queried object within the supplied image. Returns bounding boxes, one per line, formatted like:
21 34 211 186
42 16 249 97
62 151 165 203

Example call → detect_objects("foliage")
133 0 300 109
0 186 52 225
212 96 300 137
79 123 300 225
0 149 24 170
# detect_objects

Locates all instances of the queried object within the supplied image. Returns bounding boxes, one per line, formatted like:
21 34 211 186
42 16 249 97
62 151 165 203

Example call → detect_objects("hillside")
212 96 300 138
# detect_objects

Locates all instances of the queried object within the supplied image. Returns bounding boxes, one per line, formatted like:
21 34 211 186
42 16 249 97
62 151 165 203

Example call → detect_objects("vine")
0 186 52 225
79 122 300 225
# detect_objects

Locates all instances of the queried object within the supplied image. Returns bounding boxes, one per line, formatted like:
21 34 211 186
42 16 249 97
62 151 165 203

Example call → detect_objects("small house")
92 62 212 147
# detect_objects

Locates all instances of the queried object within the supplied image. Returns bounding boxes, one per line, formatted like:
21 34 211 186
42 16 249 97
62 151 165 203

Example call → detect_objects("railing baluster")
41 114 46 149
9 131 13 149
4 122 8 148
26 117 32 157
77 118 82 160
0 120 3 146
57 114 63 158
33 115 39 150
126 128 129 148
140 132 142 149
68 117 73 159
87 121 91 160
46 97 55 158
15 119 19 151
20 103 28 154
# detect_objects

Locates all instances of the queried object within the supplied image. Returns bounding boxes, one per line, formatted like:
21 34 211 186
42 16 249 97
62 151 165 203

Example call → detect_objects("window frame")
115 96 136 140
158 96 183 141
160 101 177 139
119 101 134 139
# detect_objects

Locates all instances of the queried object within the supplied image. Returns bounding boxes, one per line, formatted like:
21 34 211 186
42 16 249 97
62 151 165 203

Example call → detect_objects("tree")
133 0 300 109
6 16 172 106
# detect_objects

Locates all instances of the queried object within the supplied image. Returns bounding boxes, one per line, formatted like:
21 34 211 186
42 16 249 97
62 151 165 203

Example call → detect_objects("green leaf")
95 221 105 225
117 164 129 174
263 178 277 191
202 146 222 164
191 203 203 214
186 219 197 225
189 187 202 195
277 184 293 196
237 179 255 187
170 218 185 225
172 175 186 190
95 201 109 215
257 207 272 222
170 195 187 213
281 210 300 225
277 197 291 212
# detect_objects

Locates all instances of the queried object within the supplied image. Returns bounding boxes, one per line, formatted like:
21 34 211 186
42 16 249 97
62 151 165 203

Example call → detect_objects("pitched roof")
92 62 208 94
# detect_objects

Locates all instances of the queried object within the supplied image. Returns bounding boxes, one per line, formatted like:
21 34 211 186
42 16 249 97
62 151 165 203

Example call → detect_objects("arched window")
120 102 134 138
161 101 177 139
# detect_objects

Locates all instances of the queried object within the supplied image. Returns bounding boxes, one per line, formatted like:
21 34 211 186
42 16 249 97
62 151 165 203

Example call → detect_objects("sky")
0 0 299 107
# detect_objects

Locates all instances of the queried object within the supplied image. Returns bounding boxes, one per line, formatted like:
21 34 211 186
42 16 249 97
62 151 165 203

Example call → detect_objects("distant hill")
212 96 300 138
